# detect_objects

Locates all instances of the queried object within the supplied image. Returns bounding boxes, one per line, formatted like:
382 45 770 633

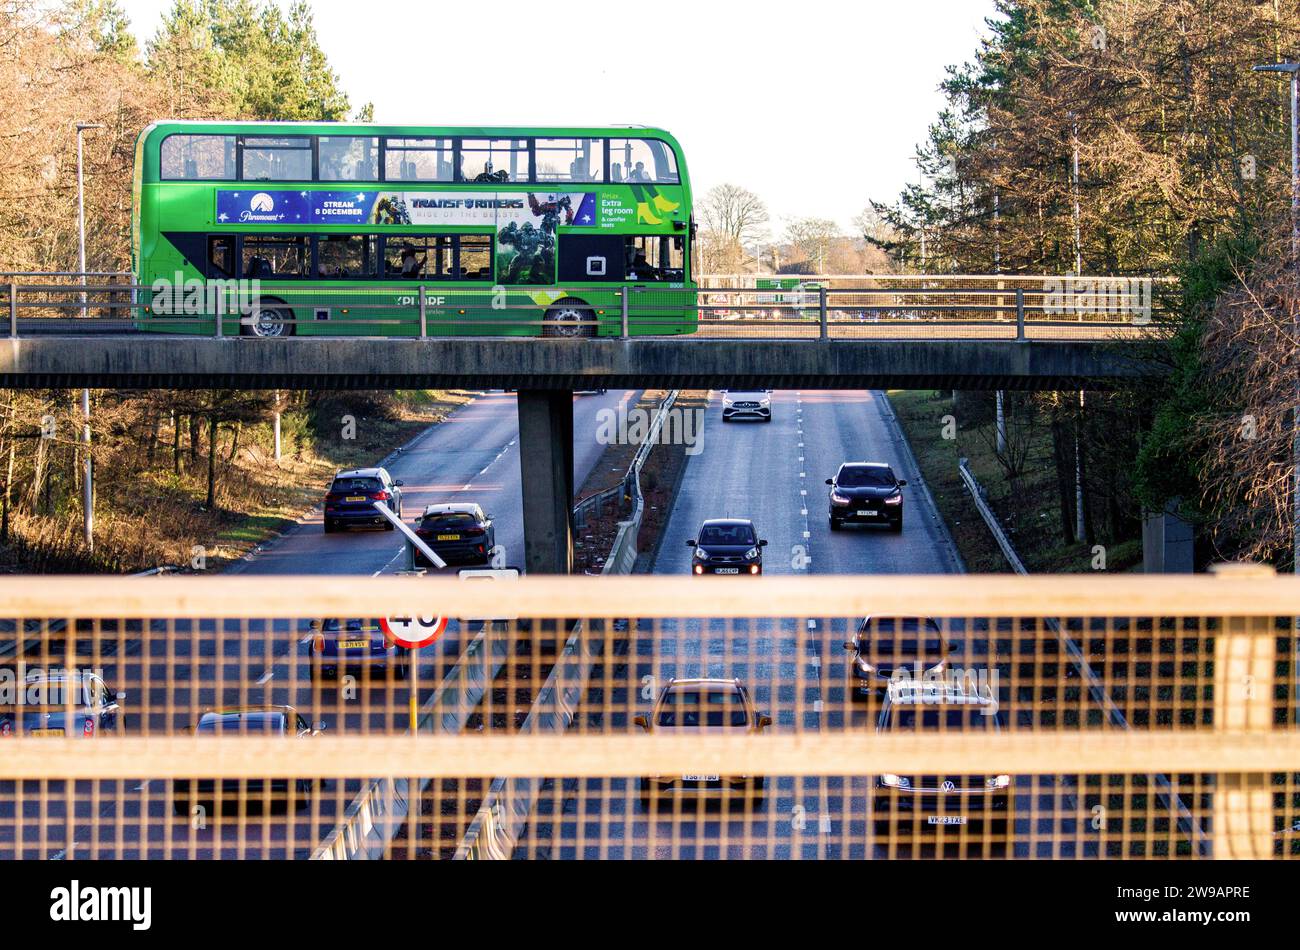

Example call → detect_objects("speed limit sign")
380 615 447 649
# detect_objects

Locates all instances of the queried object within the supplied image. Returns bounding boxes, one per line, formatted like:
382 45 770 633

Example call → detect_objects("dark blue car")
309 617 410 680
323 467 404 532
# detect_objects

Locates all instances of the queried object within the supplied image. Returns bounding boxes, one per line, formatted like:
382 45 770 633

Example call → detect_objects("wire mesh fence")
0 573 1295 861
2 274 1168 340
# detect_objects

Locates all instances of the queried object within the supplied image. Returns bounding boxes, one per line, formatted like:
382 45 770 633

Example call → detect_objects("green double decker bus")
131 122 696 336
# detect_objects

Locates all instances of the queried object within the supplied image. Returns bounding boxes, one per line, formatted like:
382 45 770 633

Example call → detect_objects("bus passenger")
399 245 425 278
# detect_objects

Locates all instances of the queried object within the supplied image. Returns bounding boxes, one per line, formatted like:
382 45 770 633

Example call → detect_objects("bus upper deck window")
319 136 378 181
240 136 312 181
535 138 604 183
460 139 530 183
161 134 236 180
608 139 679 184
383 139 453 182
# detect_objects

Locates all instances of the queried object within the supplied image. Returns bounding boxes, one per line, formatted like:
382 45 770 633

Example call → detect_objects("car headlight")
884 494 903 505
744 547 759 560
856 656 875 674
694 548 708 560
881 773 911 788
759 399 770 407
986 775 1011 789
830 492 851 506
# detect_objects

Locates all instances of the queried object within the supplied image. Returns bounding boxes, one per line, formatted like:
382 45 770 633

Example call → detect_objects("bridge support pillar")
1142 500 1195 573
517 390 574 575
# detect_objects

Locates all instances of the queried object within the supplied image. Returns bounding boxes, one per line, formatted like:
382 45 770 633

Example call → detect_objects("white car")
720 389 772 422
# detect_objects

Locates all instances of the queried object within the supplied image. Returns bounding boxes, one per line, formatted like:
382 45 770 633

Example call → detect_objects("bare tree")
784 217 842 273
699 184 769 272
700 183 770 246
1198 222 1299 563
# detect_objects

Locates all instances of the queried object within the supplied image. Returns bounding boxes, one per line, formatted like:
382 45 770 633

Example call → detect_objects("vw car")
308 617 410 680
827 462 907 532
687 519 767 575
0 669 122 738
323 467 404 532
720 389 772 422
873 684 1012 849
633 677 772 804
413 503 495 567
844 616 951 698
173 705 324 812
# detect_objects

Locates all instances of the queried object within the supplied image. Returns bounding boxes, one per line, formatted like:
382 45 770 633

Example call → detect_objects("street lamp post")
75 121 103 552
1253 63 1300 574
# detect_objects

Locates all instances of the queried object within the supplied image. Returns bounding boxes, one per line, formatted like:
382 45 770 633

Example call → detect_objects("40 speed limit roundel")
380 615 447 649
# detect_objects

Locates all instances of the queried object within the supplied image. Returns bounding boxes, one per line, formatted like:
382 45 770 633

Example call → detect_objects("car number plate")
437 534 460 541
684 775 719 782
338 639 368 649
856 509 878 517
714 568 740 575
346 495 366 502
928 816 968 825
30 728 65 737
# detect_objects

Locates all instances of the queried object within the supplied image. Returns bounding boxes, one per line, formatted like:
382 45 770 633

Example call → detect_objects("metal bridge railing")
2 274 1169 341
0 572 1295 860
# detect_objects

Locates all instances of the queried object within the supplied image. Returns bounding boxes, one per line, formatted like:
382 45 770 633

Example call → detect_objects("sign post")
381 615 448 732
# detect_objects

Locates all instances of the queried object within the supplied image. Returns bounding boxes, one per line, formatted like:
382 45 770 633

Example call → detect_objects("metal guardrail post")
8 281 15 338
1015 287 1026 341
419 284 427 339
214 288 223 338
819 286 829 339
620 286 630 339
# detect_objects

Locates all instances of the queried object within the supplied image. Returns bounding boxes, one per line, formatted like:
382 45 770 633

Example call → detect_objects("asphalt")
0 390 638 859
521 389 976 859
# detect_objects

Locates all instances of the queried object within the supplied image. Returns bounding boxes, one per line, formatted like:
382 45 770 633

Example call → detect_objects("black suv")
827 462 906 533
687 519 767 575
413 503 495 566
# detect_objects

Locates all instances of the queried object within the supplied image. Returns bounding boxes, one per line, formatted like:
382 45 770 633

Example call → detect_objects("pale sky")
120 0 997 236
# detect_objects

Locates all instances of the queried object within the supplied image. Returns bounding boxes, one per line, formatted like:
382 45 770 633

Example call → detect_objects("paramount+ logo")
49 880 151 931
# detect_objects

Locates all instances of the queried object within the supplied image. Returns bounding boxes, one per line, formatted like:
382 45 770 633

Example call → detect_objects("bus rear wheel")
242 301 294 338
542 299 596 338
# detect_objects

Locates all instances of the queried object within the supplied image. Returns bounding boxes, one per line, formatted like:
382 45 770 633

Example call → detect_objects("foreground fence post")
818 285 829 339
620 286 630 339
419 284 427 339
1211 564 1277 859
8 281 15 338
1015 287 1026 341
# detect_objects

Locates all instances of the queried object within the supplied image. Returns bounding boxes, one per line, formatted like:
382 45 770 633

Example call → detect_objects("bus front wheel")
242 301 295 338
542 299 596 338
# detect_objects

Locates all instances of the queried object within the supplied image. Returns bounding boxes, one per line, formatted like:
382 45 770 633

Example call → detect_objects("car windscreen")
861 638 949 662
197 714 286 735
838 467 895 488
421 512 478 529
656 689 748 727
698 524 755 546
858 617 941 636
887 706 1001 731
332 477 381 493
